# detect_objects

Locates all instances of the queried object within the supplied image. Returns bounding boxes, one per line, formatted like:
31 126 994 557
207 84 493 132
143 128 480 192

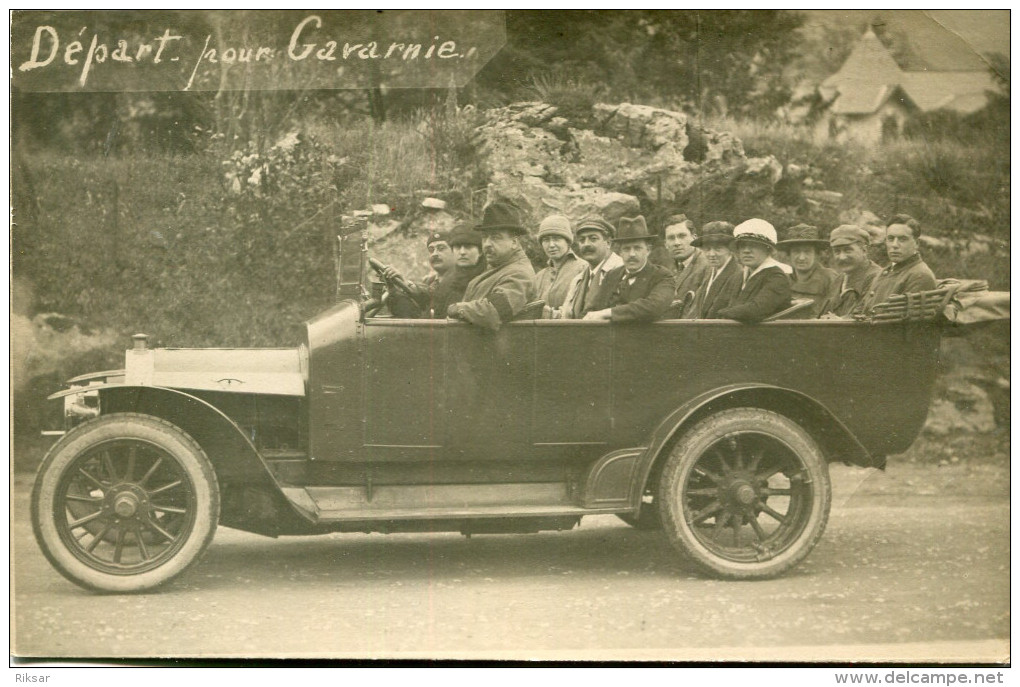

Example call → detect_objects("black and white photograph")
10 9 1011 667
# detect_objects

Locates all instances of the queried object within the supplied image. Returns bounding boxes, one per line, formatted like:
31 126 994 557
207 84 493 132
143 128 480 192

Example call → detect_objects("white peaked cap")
733 218 778 247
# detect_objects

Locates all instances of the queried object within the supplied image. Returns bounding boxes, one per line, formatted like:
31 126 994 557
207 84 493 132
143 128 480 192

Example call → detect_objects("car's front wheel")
658 407 831 579
32 413 219 593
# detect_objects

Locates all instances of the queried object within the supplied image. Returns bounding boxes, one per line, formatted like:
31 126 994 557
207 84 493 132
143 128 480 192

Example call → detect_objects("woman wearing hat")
777 224 839 318
716 219 792 323
533 214 588 311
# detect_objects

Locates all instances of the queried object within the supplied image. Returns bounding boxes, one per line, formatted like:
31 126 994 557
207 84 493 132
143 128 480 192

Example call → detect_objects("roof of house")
822 28 998 116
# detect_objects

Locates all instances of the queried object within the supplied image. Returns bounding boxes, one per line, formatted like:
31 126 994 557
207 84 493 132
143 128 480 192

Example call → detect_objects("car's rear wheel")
32 413 219 593
658 408 830 579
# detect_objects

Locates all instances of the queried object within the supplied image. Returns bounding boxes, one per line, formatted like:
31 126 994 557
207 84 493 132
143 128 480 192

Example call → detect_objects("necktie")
571 269 592 318
583 269 600 312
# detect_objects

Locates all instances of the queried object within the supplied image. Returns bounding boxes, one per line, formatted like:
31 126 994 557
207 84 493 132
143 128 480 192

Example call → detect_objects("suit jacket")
689 257 742 319
598 262 676 323
716 263 792 323
670 249 713 317
456 248 537 330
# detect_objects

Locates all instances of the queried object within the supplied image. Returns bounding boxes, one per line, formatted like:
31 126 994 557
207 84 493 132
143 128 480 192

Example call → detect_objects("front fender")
97 386 315 533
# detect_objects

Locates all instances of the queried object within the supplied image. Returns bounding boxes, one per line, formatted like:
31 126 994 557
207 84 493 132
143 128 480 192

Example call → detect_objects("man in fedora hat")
716 218 792 323
819 224 883 318
777 223 838 318
662 214 711 317
686 220 742 319
582 215 675 323
446 201 537 330
533 214 588 311
551 216 624 319
860 214 937 313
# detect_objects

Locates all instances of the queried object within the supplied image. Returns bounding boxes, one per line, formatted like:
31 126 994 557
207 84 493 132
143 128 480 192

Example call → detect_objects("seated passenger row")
534 210 937 323
378 201 937 328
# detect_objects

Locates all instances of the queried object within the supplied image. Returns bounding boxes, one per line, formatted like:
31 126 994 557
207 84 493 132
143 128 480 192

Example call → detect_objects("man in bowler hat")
582 216 676 322
446 201 537 330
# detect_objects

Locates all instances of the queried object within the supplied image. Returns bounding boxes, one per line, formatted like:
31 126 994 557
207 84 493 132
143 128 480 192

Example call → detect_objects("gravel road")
12 461 1009 662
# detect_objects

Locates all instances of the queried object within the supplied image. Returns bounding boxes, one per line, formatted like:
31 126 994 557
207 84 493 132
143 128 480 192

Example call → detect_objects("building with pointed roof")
815 28 998 145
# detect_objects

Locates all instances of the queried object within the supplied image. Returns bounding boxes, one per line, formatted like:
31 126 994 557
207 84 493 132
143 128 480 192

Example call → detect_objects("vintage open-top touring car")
31 212 1000 592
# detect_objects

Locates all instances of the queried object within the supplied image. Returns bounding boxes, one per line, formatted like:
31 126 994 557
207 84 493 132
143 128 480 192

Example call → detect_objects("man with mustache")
715 218 792 323
860 214 937 313
446 202 537 331
819 224 882 318
582 215 675 323
381 229 457 318
777 223 838 318
551 216 624 319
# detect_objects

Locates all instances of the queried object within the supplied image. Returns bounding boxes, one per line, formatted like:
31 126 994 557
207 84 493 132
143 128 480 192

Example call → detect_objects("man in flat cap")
582 216 676 323
533 214 588 311
552 216 623 319
687 221 743 319
778 223 839 318
662 214 711 317
716 218 792 323
446 201 537 330
860 214 937 313
819 224 883 317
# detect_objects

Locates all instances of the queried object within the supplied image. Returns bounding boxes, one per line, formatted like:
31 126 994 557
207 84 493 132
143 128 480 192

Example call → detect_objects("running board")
279 482 621 522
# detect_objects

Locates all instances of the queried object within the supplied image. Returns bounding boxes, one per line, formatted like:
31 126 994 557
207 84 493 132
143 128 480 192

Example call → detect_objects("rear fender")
626 384 877 512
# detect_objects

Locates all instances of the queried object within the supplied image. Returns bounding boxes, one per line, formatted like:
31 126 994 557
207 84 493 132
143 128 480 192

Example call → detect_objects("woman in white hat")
716 219 792 323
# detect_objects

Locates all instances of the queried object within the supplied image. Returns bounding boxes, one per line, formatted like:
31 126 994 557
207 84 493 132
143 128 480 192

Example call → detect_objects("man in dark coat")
716 219 792 323
382 229 456 318
819 224 882 318
447 201 537 331
777 223 839 318
381 224 485 318
860 215 937 313
662 214 712 316
583 216 675 323
687 221 742 319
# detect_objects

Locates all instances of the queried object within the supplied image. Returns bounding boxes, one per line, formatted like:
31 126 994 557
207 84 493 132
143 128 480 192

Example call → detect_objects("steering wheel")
368 257 416 299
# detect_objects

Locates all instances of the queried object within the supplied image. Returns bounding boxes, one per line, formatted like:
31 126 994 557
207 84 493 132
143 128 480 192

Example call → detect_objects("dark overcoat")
716 264 792 323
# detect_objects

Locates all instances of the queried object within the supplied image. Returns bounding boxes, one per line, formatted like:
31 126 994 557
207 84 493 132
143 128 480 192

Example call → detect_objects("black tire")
31 413 219 593
658 407 830 579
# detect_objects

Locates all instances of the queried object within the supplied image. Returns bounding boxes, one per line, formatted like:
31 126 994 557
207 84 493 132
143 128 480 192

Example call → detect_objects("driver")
381 225 485 318
382 230 456 318
446 201 537 331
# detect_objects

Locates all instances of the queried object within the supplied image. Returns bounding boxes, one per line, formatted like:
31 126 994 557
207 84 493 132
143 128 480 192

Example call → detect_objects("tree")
476 10 805 117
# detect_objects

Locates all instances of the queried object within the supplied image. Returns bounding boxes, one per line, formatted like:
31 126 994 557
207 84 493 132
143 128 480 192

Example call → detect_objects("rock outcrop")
474 101 777 229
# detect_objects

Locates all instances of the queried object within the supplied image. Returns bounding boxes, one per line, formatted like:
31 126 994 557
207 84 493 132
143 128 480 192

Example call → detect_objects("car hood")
123 347 307 396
